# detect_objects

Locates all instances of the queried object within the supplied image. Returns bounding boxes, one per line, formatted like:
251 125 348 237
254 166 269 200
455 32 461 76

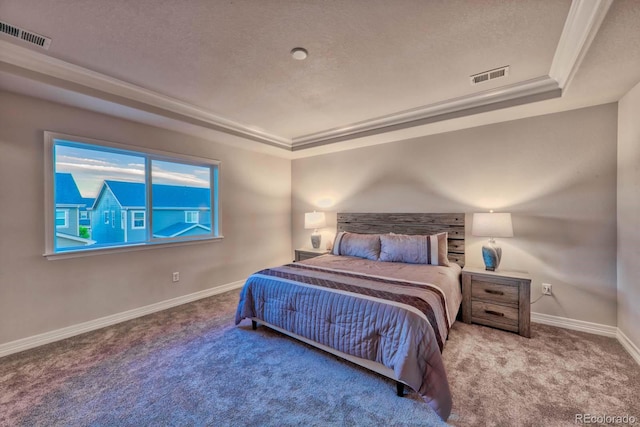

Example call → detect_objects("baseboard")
531 312 617 337
617 329 640 366
532 312 640 366
0 280 245 358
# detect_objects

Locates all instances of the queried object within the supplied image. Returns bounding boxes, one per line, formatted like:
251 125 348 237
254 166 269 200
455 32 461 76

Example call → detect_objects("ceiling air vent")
470 66 509 85
0 20 51 49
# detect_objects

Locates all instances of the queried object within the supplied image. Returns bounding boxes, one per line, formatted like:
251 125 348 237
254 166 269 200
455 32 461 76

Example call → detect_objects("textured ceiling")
1 0 640 157
1 0 570 138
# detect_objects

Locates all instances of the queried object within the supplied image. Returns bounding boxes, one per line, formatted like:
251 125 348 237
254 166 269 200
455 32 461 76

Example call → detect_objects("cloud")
56 152 209 196
152 170 209 187
57 162 145 177
56 155 115 167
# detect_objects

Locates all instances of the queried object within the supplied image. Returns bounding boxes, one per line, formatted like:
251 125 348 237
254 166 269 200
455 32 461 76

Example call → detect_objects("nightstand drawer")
462 267 531 337
472 300 519 332
471 280 519 305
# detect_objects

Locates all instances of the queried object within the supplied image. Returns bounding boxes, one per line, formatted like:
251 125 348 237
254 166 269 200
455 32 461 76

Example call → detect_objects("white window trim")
79 211 89 220
43 131 221 259
55 209 68 228
185 211 199 224
103 211 110 224
121 211 126 230
131 211 146 230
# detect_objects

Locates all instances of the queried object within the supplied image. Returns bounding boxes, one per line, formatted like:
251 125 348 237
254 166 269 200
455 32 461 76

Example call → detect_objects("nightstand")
461 266 531 338
294 248 330 262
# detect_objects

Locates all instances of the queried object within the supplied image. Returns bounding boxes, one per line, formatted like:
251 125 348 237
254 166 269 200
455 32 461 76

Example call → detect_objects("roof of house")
55 173 85 205
153 222 211 238
153 184 211 209
56 232 95 245
102 181 210 208
81 197 95 209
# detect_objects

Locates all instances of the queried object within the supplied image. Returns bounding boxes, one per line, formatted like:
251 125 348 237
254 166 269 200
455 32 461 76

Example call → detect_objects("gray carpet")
1 290 638 426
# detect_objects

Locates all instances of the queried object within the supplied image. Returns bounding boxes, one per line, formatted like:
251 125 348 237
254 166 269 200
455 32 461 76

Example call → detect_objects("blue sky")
55 143 210 198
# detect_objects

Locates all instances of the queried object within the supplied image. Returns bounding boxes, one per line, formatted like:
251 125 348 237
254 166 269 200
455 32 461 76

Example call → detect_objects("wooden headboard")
337 213 465 267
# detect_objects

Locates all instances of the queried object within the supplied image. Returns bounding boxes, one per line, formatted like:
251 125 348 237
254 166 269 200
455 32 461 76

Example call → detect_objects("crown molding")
291 76 561 149
0 39 291 149
0 0 611 153
549 0 613 90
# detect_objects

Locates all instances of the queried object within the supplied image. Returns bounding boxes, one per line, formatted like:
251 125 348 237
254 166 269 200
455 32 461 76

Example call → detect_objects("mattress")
235 254 462 420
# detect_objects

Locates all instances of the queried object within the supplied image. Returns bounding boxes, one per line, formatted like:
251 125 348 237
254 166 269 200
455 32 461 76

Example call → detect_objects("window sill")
44 235 224 260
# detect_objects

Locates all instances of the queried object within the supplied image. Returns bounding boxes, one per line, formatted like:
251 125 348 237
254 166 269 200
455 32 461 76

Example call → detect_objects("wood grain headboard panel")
337 213 465 267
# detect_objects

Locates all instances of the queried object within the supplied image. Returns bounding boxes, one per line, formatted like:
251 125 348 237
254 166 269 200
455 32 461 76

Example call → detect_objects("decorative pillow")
379 232 450 266
332 232 381 261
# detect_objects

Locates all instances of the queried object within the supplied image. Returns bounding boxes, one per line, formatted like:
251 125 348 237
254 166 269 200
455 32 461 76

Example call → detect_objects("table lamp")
304 211 326 249
472 211 513 271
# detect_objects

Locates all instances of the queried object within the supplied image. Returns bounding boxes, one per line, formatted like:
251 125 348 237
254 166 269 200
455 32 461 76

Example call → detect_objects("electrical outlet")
542 283 552 295
172 272 180 282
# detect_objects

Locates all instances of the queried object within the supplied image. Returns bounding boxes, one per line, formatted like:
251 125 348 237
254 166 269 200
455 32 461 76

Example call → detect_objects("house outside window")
56 209 68 228
131 211 146 229
185 211 199 224
44 131 220 258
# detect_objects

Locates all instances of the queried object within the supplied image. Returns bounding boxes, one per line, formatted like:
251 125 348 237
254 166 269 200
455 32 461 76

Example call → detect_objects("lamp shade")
304 211 326 229
472 213 513 238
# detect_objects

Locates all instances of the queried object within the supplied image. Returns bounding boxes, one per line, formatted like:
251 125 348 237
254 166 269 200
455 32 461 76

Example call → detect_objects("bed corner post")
396 382 404 397
251 320 257 330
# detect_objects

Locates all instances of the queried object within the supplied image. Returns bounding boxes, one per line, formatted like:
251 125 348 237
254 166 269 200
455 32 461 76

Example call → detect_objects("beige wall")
0 91 292 345
0 89 627 347
293 104 618 326
617 81 640 347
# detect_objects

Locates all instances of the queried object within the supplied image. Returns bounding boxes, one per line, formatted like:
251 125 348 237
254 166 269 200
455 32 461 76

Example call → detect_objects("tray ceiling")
1 0 638 156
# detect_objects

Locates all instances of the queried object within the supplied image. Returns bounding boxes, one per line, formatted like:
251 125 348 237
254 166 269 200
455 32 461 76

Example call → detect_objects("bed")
235 213 465 421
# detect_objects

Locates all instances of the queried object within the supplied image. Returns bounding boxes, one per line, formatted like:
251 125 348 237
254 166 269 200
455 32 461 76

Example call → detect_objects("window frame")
185 211 199 224
44 131 222 259
55 209 68 228
131 211 146 230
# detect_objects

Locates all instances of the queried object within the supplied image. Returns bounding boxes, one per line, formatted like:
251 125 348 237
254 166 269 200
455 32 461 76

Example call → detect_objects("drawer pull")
485 310 505 317
485 289 504 295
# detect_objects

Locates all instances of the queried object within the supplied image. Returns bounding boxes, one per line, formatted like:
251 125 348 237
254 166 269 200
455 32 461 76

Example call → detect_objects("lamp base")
310 234 321 249
481 242 502 271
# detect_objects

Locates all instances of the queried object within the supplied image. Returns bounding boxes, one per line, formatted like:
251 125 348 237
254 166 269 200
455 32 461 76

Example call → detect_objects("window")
56 209 68 228
45 132 220 257
131 211 145 229
185 211 199 224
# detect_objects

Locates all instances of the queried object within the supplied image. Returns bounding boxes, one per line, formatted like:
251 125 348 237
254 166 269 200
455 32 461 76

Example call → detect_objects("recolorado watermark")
575 413 636 425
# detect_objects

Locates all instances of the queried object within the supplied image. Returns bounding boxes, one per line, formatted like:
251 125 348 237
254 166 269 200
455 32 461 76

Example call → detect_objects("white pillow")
332 232 381 261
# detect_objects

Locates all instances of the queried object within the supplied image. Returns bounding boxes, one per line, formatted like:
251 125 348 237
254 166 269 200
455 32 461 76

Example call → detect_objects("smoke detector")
0 20 51 50
470 66 509 85
291 47 308 60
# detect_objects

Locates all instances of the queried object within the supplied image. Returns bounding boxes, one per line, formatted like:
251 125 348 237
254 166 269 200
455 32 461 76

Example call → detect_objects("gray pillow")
332 232 381 261
379 232 450 266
